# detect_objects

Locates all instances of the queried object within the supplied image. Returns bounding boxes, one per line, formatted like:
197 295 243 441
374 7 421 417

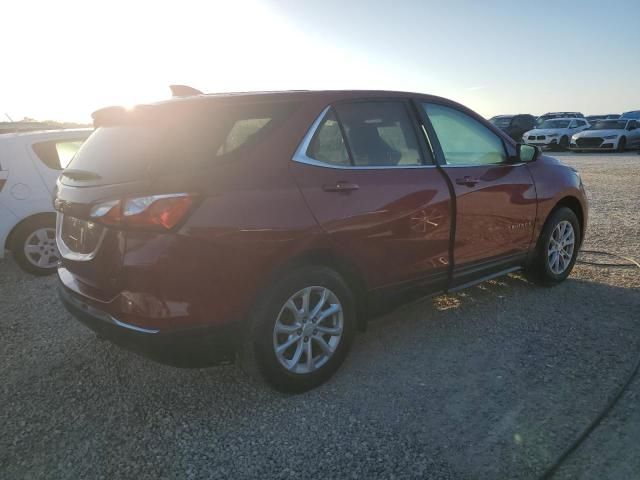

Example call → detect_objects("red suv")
56 90 587 392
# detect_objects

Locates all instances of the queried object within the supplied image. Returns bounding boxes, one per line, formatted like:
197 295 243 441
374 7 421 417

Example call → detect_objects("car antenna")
169 85 203 98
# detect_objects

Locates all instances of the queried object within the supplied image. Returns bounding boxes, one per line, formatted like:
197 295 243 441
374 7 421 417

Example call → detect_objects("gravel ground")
1 152 639 479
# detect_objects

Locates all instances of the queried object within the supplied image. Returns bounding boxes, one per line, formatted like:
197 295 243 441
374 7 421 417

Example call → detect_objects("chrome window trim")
291 106 437 170
55 212 107 262
438 162 526 169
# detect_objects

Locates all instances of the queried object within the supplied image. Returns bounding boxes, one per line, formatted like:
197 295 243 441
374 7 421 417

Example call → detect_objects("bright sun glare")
3 0 329 121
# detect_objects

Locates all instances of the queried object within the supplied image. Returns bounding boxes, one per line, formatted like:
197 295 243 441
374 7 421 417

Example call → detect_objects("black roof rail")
169 85 203 97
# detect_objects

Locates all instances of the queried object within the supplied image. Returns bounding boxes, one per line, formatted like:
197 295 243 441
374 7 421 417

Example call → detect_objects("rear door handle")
322 181 360 193
455 176 480 187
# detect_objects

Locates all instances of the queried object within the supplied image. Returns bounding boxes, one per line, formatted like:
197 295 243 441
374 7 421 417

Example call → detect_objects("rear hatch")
56 97 296 299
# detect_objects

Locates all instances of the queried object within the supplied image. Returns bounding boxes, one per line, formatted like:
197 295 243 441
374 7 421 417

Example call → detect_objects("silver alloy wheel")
23 227 59 269
547 220 575 275
273 286 344 374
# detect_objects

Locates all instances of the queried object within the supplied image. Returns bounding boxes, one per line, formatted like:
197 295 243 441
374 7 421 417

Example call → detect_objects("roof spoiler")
92 106 127 127
169 85 203 97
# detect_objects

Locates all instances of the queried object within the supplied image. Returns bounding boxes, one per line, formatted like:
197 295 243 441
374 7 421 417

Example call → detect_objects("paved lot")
1 152 639 479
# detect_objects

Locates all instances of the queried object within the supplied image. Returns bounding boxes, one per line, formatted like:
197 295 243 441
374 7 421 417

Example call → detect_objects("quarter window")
32 139 86 170
335 102 423 167
423 103 507 166
216 118 271 156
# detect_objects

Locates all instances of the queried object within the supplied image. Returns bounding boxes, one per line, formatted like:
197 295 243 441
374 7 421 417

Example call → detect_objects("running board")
447 266 521 293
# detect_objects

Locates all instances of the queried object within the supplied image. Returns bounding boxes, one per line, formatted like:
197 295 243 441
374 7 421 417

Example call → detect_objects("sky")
3 0 639 122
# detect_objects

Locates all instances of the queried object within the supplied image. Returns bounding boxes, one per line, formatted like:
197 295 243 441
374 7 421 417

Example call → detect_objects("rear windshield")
589 120 626 130
490 117 512 128
621 111 640 120
64 100 296 186
540 119 570 129
535 113 577 126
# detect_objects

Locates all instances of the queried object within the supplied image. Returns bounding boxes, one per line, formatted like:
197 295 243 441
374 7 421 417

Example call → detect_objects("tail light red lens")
90 193 196 230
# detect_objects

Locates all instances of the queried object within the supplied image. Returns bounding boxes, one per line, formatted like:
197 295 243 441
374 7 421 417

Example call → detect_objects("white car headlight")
603 134 618 140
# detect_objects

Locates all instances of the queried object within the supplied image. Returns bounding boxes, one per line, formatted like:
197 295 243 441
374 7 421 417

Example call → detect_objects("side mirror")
517 143 538 162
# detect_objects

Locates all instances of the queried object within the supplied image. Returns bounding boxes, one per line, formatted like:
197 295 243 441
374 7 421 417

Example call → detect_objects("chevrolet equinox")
56 90 588 392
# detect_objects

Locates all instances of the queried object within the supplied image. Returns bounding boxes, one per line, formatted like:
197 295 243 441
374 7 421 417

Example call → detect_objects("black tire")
10 215 59 276
617 136 627 153
559 136 569 151
525 207 581 286
239 265 356 393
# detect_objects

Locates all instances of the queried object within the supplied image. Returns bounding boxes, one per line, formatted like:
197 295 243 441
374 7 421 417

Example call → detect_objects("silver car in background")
570 119 640 152
523 118 589 150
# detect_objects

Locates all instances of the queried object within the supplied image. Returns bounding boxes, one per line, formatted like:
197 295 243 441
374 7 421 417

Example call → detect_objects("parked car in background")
55 89 587 392
535 112 584 127
586 114 620 123
523 118 590 150
620 110 640 120
570 118 640 152
0 129 91 274
0 121 91 135
489 114 536 141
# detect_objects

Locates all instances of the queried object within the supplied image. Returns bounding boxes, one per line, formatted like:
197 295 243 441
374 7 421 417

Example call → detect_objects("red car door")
419 102 537 283
290 100 453 292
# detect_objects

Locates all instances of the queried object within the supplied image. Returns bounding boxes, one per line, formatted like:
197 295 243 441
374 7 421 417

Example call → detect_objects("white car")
523 118 590 150
0 129 91 274
571 119 640 152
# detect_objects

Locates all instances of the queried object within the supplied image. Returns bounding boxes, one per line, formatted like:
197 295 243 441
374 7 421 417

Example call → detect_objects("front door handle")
455 176 480 187
322 181 360 193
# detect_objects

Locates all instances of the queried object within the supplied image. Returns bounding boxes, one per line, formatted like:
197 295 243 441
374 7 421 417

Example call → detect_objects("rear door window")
334 101 424 167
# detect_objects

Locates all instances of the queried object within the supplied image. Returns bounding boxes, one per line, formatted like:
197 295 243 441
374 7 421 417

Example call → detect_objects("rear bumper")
58 281 239 367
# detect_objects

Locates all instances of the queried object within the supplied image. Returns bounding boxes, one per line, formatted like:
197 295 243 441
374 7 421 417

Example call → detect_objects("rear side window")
32 139 86 170
217 118 271 155
335 102 423 167
65 101 296 186
423 103 507 166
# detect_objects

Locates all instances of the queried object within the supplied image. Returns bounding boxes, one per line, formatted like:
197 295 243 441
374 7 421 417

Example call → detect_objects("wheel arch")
5 212 56 252
618 136 627 150
266 248 370 332
550 196 585 246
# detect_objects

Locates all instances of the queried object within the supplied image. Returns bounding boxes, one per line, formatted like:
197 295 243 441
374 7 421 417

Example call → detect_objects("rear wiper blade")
62 169 102 181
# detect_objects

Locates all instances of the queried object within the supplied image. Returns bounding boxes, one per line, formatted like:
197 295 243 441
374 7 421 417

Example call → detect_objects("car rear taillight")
90 193 196 230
